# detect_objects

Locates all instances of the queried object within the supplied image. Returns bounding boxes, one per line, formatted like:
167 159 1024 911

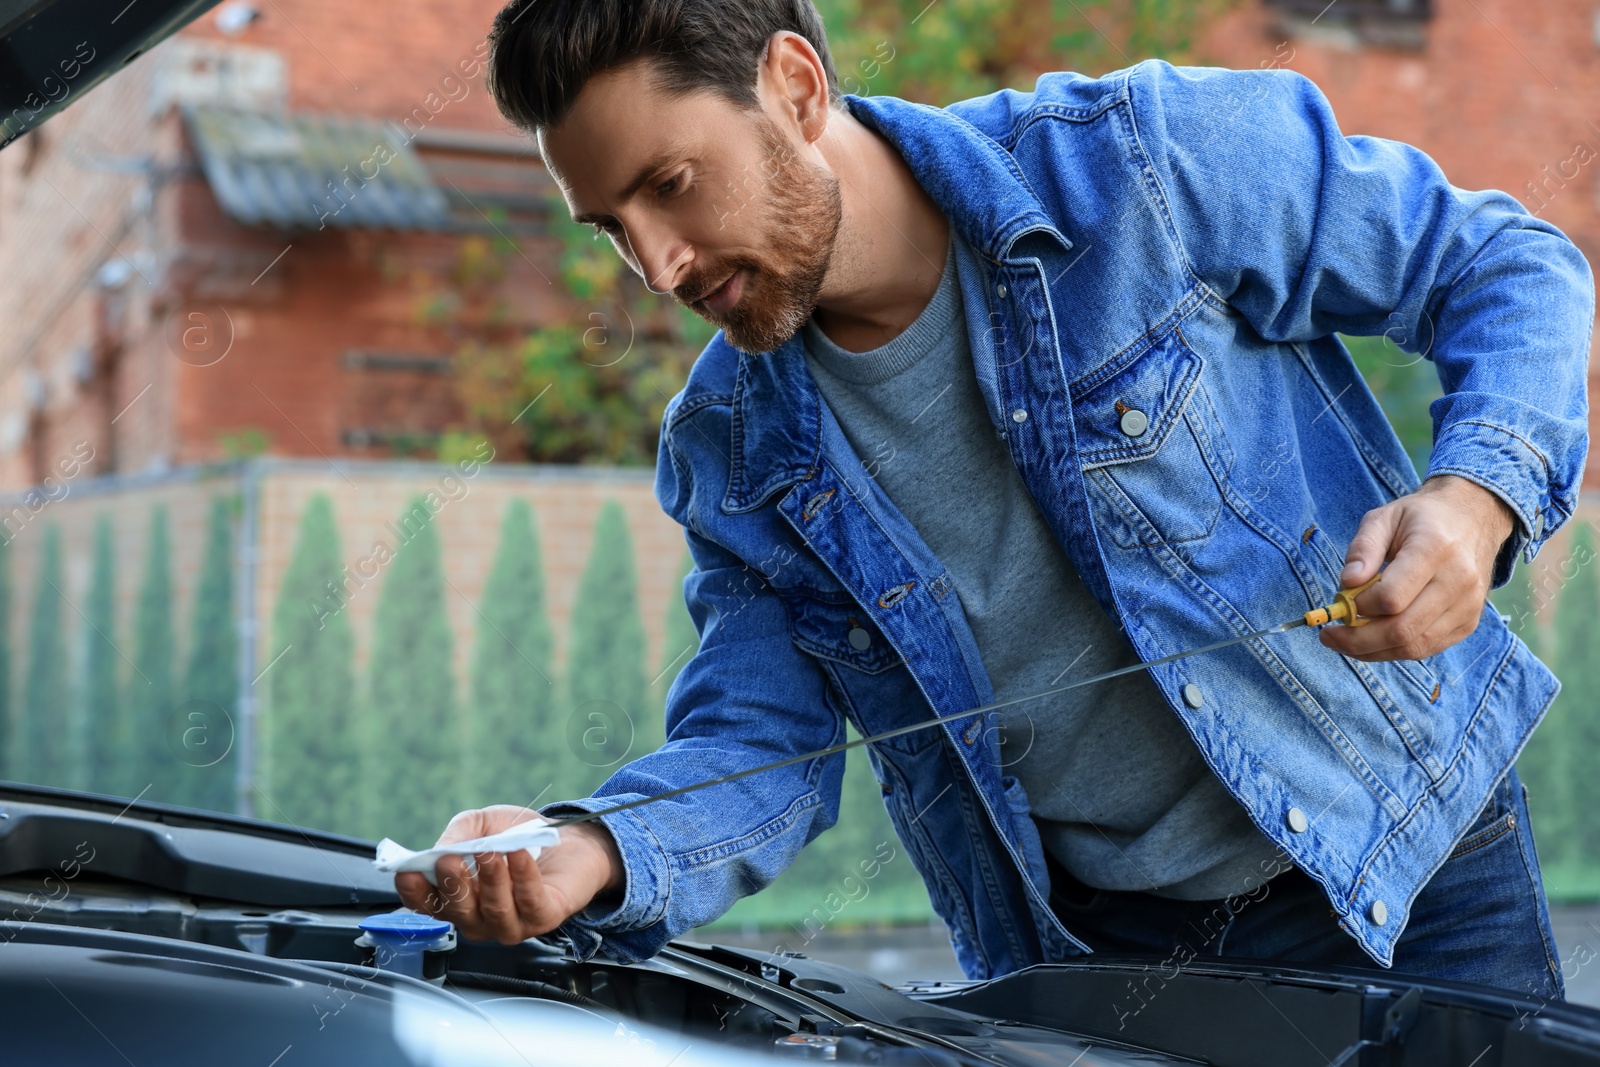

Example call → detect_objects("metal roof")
182 105 452 231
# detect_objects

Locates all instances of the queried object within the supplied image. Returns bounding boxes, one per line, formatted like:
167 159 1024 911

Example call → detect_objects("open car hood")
2 781 1599 1066
0 0 225 149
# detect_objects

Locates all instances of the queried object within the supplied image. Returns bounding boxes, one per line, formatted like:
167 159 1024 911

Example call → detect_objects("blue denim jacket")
544 58 1593 977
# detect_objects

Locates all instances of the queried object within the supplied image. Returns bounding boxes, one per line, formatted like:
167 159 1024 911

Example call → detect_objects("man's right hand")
393 805 625 945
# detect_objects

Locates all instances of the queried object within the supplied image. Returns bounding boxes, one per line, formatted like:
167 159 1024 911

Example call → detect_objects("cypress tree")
647 544 698 756
266 495 360 836
1502 552 1554 855
176 496 237 812
1551 523 1600 872
564 500 647 799
366 496 458 848
82 515 126 795
22 525 68 786
1494 554 1542 657
466 498 558 812
128 507 176 802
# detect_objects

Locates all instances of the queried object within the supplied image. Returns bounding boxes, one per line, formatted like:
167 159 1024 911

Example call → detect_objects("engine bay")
0 867 1169 1066
4 786 1600 1067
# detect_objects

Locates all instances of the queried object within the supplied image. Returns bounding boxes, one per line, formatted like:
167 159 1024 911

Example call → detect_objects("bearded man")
396 0 1592 1000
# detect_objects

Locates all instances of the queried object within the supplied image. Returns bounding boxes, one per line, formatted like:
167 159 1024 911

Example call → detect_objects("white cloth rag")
372 824 562 886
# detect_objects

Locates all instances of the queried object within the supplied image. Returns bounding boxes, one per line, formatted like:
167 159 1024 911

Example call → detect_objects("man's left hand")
1320 474 1516 662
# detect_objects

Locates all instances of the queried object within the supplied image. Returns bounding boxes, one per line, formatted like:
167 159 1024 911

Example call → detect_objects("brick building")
0 0 1594 496
0 0 559 489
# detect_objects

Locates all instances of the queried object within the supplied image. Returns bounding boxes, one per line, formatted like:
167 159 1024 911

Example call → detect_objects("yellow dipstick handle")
1304 573 1383 628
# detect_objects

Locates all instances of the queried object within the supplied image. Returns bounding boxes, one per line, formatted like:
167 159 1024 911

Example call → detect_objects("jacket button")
1181 683 1204 709
1119 408 1149 436
1011 408 1028 423
1369 899 1388 926
997 283 1007 298
962 721 981 745
802 490 835 521
848 627 871 650
1286 807 1308 833
1533 510 1544 538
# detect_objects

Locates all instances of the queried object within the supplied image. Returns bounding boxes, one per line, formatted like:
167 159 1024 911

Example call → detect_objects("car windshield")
0 0 1595 1015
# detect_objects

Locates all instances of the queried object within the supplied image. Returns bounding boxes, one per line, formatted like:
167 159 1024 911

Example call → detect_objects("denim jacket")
543 58 1593 977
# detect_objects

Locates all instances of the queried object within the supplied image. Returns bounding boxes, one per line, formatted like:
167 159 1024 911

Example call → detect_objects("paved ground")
1552 904 1600 1008
704 905 1600 1009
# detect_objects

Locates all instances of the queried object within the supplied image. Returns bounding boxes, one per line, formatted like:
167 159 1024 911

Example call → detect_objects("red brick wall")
177 0 514 129
0 35 161 488
163 223 559 469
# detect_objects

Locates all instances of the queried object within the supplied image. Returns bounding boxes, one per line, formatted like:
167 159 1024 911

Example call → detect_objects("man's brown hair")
485 0 842 134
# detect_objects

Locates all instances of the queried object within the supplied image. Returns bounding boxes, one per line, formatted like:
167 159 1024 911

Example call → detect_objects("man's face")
539 59 842 353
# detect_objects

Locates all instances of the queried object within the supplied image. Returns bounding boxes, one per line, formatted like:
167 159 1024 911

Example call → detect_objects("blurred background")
1 0 1598 996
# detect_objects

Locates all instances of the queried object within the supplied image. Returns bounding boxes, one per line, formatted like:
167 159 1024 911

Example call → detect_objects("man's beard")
676 116 842 353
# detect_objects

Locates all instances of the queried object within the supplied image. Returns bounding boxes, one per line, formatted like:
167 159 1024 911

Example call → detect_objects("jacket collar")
722 91 1069 514
848 90 1072 263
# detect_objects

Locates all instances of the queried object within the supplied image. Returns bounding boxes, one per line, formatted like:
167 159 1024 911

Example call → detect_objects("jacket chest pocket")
785 593 903 675
1073 327 1233 550
782 594 941 756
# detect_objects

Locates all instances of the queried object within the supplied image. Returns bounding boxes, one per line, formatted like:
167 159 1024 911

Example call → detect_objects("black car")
2 782 1599 1066
4 3 1600 1064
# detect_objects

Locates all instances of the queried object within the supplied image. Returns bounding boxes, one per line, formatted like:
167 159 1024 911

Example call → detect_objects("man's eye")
656 173 684 197
591 221 618 238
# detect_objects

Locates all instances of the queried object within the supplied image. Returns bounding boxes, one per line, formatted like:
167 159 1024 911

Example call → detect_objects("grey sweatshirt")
799 231 1288 900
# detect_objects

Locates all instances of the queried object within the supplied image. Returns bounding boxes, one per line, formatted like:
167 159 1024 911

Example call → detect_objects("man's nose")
624 220 693 296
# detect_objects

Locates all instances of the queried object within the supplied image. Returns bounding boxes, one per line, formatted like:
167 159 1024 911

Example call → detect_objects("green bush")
21 525 68 787
1529 523 1600 897
1339 332 1441 475
364 495 460 847
129 507 176 802
467 498 559 811
563 500 648 799
710 733 934 932
646 544 930 932
649 545 697 754
1494 551 1541 652
176 496 238 813
265 495 360 836
83 515 126 795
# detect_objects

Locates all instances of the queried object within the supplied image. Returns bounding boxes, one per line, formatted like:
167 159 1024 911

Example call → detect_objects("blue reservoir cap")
359 911 454 939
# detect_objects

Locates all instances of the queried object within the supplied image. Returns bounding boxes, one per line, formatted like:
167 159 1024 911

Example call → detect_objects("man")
395 0 1592 1000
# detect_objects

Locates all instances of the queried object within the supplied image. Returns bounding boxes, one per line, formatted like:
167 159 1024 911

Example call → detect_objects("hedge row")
12 492 1594 924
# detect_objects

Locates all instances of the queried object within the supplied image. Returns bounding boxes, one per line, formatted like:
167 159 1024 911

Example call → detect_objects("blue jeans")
1047 765 1565 1001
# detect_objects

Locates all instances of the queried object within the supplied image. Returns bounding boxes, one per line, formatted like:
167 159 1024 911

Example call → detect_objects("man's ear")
759 30 831 144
